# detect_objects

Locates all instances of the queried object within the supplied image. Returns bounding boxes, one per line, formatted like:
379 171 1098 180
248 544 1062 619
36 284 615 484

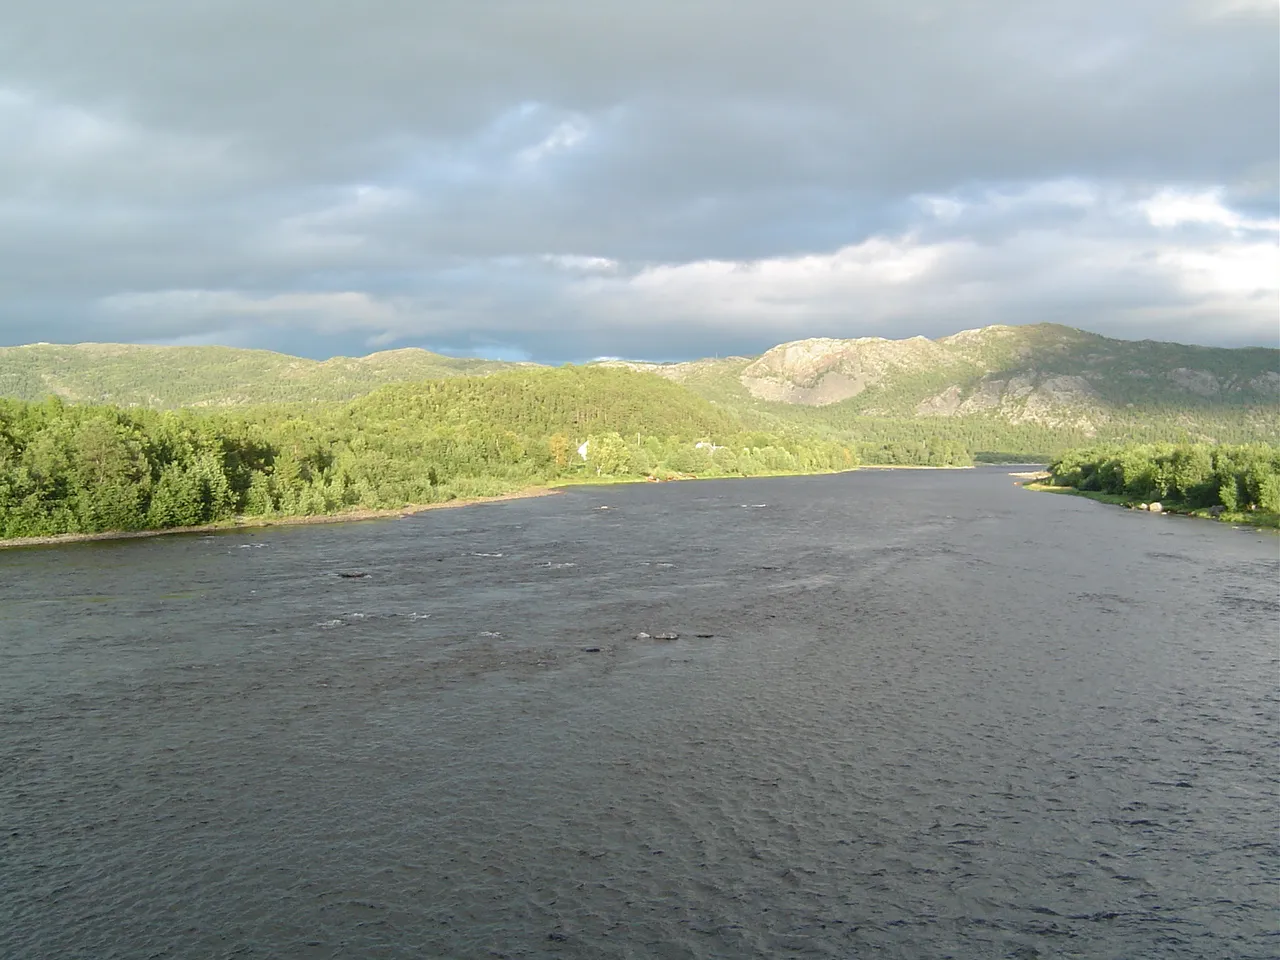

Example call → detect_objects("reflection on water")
2 469 1277 958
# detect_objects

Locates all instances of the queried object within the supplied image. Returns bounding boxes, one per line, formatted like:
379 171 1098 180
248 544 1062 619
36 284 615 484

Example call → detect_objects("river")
2 468 1277 958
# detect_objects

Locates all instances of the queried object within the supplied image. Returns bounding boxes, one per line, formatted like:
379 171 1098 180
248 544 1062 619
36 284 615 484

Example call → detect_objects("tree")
548 434 572 468
586 432 630 475
1169 445 1215 505
69 417 149 531
147 463 206 528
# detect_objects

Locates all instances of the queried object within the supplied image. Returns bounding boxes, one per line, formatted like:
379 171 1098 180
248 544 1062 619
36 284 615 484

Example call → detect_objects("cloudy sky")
1 0 1276 362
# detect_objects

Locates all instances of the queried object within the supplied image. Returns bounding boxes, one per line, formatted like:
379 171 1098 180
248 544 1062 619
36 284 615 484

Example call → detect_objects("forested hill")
0 367 855 539
0 342 526 408
350 367 743 439
5 326 1277 424
3 325 1276 455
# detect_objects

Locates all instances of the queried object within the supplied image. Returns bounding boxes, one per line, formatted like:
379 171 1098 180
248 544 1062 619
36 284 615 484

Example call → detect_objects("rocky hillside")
2 326 1275 445
0 343 526 408
603 324 1279 436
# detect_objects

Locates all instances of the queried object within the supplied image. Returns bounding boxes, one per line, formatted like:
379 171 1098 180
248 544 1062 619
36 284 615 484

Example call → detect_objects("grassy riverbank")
1023 482 1280 529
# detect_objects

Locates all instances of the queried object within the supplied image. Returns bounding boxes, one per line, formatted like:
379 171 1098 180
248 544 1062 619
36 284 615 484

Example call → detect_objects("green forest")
3 362 1277 540
0 368 860 539
1045 443 1280 527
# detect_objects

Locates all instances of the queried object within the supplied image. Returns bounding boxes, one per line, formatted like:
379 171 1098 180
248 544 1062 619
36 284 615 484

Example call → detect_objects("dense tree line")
0 369 857 539
855 438 973 467
1048 443 1280 516
5 363 1275 540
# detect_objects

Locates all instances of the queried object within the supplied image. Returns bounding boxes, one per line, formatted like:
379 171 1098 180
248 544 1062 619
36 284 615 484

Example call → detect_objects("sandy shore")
0 487 560 550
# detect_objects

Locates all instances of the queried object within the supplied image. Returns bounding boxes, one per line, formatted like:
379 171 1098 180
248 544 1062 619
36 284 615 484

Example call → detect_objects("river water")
2 468 1277 959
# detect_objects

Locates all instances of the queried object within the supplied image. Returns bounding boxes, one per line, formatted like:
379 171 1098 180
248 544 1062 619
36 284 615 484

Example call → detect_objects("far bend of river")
2 468 1278 959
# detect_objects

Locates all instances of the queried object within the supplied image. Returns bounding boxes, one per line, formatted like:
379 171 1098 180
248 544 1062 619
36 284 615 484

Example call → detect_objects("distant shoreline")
1021 481 1279 531
0 466 862 549
0 464 996 550
0 487 560 550
855 464 975 471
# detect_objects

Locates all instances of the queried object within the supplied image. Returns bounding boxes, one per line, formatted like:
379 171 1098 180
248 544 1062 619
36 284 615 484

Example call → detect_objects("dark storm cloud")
0 0 1275 361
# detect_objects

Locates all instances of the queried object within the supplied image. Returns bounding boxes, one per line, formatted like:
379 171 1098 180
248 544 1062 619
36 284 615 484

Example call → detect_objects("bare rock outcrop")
1166 368 1221 397
741 336 960 407
915 373 1102 433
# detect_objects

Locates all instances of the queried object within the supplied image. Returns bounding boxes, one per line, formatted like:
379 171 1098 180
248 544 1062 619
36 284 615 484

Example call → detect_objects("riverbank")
1022 481 1280 530
1 467 872 549
856 464 975 470
551 465 863 488
0 467 855 548
0 465 1041 550
0 487 561 550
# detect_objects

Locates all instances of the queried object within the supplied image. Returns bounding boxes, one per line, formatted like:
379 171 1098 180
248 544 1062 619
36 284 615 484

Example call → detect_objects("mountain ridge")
0 342 528 408
597 323 1279 436
1 325 1275 445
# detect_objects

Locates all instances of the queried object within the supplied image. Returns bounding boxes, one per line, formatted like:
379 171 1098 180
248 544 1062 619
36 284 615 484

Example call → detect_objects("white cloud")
541 254 619 272
1003 180 1100 210
917 196 965 221
914 179 1101 222
0 1 1274 357
1160 242 1280 296
90 176 1280 355
569 236 953 328
556 182 1279 345
517 117 589 165
1142 187 1279 232
1193 0 1279 19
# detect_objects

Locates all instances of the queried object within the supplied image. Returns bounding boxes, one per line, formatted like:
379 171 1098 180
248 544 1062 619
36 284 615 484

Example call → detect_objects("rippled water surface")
3 469 1278 959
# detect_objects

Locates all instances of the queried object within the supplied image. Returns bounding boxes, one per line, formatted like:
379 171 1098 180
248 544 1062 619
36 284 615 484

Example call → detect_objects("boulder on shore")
1138 503 1149 511
1207 505 1225 517
1149 502 1163 514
